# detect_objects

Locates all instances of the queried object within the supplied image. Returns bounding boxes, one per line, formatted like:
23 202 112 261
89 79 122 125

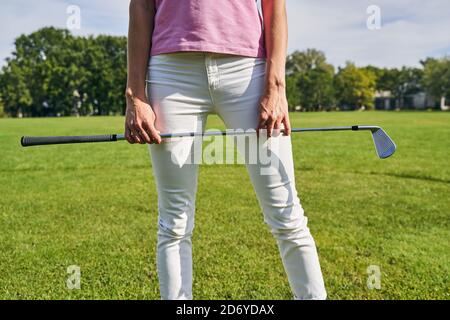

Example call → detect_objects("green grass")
0 111 449 300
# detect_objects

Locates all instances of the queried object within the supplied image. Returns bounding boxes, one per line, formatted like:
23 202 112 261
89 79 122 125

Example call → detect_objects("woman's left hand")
257 85 291 137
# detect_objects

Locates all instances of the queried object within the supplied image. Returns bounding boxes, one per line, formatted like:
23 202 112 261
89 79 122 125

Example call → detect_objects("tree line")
0 27 126 117
0 27 449 117
286 49 450 111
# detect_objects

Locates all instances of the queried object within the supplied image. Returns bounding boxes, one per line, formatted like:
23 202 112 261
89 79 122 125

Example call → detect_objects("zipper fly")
205 54 220 90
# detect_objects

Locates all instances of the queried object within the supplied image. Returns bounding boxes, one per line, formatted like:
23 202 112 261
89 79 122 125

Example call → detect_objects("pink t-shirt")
151 0 265 58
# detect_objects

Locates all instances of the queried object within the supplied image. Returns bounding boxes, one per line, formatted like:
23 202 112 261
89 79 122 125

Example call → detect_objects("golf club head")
371 128 396 159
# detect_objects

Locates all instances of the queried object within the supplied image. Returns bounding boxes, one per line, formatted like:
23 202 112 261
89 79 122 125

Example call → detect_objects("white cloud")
286 0 450 67
0 0 449 68
0 0 68 64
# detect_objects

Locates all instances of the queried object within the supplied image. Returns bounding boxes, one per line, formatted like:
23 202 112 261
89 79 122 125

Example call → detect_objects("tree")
334 62 376 110
285 73 301 110
0 59 32 117
0 96 4 117
0 27 127 117
86 35 127 115
422 57 450 110
286 49 335 111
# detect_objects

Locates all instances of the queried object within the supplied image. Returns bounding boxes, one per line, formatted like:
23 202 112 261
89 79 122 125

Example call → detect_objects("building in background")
374 91 439 110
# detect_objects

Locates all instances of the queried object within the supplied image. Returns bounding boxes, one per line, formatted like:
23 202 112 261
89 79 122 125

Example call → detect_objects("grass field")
0 111 449 300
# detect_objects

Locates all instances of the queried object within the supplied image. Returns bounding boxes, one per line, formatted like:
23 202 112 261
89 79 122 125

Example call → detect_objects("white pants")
147 52 326 300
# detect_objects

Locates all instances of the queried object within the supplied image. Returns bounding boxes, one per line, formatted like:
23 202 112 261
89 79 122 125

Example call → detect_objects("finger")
257 115 268 137
133 122 151 144
273 118 282 136
282 116 291 136
138 125 152 144
150 128 162 144
124 124 132 143
257 117 267 129
125 127 135 144
130 125 142 144
141 122 156 144
132 132 142 144
266 118 275 138
143 122 162 144
140 130 152 144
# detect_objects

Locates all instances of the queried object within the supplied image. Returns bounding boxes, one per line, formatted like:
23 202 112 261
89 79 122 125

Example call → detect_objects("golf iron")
21 125 396 159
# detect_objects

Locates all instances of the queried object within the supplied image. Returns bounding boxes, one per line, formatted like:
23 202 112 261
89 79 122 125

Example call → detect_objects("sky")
0 0 449 68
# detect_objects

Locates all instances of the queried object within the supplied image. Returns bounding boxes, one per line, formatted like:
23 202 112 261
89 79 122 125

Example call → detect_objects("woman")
125 0 326 300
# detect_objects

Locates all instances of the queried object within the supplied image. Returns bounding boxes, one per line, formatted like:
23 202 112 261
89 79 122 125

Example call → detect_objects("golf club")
20 125 396 159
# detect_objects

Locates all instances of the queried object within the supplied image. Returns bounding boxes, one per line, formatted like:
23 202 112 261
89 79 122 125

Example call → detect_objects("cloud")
0 0 68 64
286 0 450 67
0 0 449 68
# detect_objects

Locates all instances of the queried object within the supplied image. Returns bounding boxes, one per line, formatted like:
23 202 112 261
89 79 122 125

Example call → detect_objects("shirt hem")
151 43 266 59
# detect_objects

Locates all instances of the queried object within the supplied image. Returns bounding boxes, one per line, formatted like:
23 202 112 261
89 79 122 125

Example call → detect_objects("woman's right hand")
124 89 162 144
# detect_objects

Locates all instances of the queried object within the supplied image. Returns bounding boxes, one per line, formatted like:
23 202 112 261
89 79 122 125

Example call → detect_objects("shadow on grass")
366 171 450 184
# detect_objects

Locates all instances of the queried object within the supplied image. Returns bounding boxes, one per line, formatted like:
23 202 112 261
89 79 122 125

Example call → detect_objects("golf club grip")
21 134 118 147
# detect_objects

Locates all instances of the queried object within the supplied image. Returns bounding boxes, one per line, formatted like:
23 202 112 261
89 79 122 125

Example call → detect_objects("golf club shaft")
21 125 380 147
